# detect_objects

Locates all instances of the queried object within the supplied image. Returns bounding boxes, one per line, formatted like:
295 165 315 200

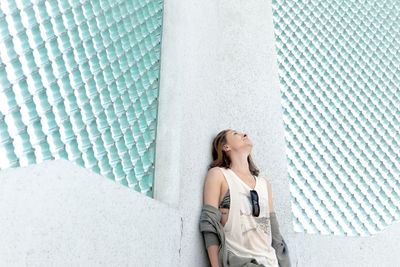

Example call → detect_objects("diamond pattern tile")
0 0 164 197
271 0 400 236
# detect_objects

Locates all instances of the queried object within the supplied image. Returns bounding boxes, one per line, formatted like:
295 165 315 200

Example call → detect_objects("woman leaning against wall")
199 129 291 267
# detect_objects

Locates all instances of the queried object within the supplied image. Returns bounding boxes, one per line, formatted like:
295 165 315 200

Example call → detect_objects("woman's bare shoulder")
203 167 225 207
258 172 272 185
206 167 224 183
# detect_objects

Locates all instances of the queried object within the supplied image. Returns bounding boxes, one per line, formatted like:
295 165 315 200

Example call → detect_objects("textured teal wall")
271 0 400 236
0 0 164 197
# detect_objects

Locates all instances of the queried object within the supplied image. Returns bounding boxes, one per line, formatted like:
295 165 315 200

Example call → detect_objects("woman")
199 129 291 267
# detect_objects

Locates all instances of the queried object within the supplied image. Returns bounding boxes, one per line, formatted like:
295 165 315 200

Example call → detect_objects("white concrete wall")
0 159 182 266
1 0 400 267
159 0 400 266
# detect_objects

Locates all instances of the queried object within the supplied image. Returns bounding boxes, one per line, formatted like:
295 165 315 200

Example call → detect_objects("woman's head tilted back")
208 129 260 176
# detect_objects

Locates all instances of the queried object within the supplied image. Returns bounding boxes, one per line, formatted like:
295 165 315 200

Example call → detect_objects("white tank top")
219 167 279 267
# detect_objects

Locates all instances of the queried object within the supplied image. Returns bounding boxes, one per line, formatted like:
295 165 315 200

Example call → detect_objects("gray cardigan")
199 204 291 267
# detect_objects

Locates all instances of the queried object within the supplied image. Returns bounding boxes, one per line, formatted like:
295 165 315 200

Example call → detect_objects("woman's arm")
206 245 220 267
265 175 292 267
266 178 275 213
203 167 223 267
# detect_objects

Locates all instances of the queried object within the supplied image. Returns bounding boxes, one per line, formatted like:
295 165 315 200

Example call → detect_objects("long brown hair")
208 129 260 176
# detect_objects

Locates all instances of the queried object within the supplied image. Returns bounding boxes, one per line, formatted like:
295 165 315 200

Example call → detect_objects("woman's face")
224 129 252 152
